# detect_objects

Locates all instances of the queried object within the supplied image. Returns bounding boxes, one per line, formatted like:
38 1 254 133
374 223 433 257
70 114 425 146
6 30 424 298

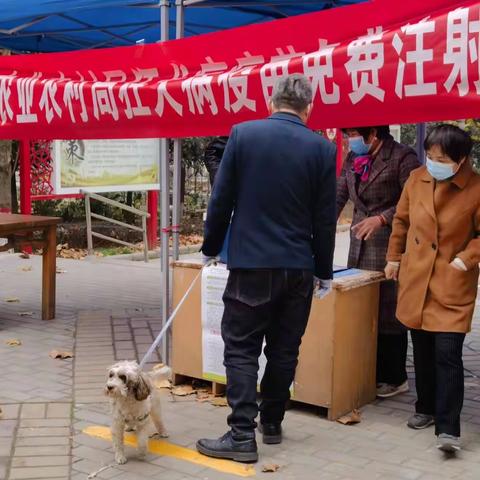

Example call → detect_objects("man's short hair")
271 74 313 113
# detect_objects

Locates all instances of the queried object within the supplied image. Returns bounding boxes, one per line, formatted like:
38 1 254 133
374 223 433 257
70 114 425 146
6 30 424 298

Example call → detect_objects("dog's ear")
134 372 151 401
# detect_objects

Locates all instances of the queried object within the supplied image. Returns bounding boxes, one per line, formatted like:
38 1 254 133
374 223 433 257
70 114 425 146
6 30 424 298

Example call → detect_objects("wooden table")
171 260 384 420
0 213 60 320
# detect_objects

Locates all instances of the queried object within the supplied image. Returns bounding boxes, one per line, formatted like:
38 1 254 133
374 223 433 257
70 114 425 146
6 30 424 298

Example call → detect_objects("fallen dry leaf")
171 385 196 396
178 234 203 247
154 379 172 389
196 396 211 403
56 244 87 260
210 397 228 407
195 391 213 403
337 409 362 425
262 464 281 473
19 252 30 259
49 350 73 359
20 266 32 272
61 250 86 260
4 297 20 303
18 311 33 317
5 339 21 346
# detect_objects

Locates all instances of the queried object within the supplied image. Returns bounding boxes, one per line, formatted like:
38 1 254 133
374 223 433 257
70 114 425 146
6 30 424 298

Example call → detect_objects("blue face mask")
426 157 456 181
348 136 372 155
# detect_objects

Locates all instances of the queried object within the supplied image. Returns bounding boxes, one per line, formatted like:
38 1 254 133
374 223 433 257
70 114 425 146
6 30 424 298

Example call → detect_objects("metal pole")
172 141 182 261
159 0 171 365
146 191 158 249
172 0 185 261
85 193 93 255
142 216 149 263
176 0 185 39
416 123 426 164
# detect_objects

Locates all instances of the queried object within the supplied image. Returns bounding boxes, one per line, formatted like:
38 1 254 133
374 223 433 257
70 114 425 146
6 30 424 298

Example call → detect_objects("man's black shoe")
196 431 258 463
258 423 282 444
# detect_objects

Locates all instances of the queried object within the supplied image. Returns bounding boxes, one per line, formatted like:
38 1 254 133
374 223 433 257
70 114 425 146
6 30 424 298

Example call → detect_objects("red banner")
0 0 478 139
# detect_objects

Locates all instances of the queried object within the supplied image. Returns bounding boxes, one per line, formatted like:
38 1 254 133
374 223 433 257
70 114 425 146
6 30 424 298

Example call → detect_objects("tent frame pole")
172 0 185 262
159 0 171 365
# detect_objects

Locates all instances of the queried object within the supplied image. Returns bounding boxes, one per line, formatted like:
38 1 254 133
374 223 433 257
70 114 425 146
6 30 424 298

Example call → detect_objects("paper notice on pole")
201 264 267 385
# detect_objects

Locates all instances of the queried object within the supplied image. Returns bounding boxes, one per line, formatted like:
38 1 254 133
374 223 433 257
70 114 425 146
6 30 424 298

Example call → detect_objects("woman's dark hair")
424 124 473 163
341 125 391 142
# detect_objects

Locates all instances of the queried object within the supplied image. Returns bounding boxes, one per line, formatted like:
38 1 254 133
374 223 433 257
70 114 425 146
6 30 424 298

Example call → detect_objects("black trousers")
221 269 313 439
411 329 466 437
376 332 408 386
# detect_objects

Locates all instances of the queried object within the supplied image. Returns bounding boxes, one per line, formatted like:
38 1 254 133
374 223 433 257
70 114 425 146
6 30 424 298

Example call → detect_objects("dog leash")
139 259 217 369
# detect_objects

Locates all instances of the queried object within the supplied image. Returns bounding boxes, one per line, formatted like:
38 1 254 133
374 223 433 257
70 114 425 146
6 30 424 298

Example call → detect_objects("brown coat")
337 138 420 271
387 162 480 333
337 137 419 334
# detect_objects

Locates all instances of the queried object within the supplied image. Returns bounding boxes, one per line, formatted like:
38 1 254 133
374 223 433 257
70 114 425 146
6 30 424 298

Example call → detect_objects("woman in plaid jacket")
337 125 420 398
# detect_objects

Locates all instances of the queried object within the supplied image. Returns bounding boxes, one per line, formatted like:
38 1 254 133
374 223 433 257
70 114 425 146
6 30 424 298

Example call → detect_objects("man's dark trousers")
221 268 313 439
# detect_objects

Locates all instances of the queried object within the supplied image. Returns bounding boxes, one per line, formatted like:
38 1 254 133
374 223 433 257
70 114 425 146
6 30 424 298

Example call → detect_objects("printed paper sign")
201 264 267 385
52 138 160 194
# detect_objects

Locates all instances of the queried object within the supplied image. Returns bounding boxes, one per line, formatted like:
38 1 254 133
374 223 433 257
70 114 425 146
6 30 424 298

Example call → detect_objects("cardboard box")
171 261 381 420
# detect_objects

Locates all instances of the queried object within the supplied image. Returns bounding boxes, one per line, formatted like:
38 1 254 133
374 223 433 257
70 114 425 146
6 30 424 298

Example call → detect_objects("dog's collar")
136 412 150 423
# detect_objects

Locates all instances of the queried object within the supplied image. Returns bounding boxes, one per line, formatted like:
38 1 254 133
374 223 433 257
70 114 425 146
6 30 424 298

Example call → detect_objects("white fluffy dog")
104 360 170 464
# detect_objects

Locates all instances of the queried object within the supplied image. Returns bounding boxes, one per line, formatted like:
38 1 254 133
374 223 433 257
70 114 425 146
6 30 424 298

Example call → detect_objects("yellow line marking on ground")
83 426 256 477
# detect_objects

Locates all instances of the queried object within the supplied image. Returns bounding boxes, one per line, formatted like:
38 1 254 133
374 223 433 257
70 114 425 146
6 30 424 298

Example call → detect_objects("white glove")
314 277 333 299
451 257 468 271
202 254 218 266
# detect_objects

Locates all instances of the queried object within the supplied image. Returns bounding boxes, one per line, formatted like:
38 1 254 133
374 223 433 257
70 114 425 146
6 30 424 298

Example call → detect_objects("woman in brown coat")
337 126 419 398
386 124 480 453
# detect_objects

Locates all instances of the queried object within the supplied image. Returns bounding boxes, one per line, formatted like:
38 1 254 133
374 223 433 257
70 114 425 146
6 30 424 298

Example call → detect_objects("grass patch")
96 246 135 257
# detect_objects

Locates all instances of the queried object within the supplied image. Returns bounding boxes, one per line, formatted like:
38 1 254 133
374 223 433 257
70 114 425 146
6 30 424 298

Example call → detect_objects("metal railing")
82 191 150 263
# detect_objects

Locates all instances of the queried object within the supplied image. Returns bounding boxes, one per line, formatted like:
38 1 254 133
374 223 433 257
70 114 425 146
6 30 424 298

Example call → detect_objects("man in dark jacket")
203 136 228 187
197 74 337 463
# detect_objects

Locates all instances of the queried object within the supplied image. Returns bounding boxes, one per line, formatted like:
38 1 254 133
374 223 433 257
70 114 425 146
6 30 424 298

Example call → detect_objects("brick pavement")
0 248 479 479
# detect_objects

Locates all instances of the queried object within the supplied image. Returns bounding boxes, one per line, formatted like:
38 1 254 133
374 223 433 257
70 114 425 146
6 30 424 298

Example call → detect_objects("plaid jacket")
337 136 420 333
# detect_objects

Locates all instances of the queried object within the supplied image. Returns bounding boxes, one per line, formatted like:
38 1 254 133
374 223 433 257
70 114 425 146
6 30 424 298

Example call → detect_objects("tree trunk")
0 140 12 211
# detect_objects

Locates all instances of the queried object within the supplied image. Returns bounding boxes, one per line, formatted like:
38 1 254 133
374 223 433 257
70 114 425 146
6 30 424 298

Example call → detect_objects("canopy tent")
0 0 369 363
1 0 471 362
0 0 367 53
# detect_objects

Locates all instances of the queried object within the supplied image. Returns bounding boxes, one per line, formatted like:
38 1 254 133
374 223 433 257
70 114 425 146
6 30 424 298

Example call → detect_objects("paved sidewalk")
0 240 479 480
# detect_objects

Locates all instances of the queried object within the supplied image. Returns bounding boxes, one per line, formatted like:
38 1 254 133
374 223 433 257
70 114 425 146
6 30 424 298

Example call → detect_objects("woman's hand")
352 216 384 241
385 262 400 281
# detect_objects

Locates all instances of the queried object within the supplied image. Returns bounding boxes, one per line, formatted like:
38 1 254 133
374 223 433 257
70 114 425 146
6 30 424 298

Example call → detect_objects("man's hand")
352 216 383 241
314 277 332 299
384 262 400 281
